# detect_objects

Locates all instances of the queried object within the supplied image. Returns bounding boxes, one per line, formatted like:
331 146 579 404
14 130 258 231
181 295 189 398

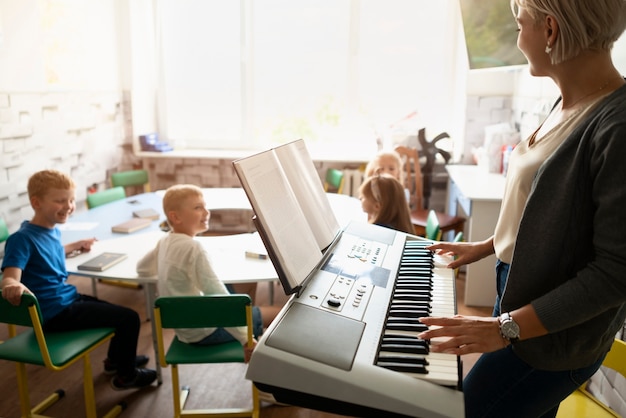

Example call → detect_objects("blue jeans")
492 259 510 317
464 346 605 418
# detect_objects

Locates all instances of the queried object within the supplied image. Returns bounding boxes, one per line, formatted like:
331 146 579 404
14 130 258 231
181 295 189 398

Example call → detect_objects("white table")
63 188 365 381
445 165 506 307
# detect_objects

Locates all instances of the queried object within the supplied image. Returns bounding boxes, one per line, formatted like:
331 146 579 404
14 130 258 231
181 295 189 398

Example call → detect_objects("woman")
419 1 626 417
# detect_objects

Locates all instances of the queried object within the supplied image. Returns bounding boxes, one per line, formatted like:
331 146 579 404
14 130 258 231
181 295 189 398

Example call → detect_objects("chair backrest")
155 295 252 329
0 217 9 243
324 168 344 194
601 338 626 378
111 169 150 194
557 338 626 418
86 186 127 209
0 290 41 330
394 145 424 211
425 209 441 241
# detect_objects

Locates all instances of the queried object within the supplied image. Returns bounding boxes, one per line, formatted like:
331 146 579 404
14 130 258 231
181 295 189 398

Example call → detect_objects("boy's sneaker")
104 355 150 375
110 368 157 391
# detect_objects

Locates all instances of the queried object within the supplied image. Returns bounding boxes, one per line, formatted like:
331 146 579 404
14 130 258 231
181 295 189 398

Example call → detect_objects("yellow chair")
323 168 345 194
557 338 626 417
154 295 260 418
111 169 150 196
0 291 124 418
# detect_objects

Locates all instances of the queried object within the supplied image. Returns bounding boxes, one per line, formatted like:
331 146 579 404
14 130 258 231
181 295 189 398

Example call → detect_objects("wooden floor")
0 270 491 418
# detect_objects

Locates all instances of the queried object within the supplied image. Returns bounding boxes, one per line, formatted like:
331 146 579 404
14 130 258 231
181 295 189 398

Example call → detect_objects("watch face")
502 320 520 338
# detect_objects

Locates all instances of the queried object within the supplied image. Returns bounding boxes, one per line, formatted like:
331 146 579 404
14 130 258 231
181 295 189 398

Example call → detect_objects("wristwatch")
498 312 520 343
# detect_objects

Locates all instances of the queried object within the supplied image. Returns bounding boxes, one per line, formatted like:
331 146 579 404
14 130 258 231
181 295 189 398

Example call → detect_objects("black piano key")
377 354 429 365
392 293 431 302
377 361 428 374
389 302 431 312
382 335 430 350
388 309 429 318
379 343 429 355
386 322 429 332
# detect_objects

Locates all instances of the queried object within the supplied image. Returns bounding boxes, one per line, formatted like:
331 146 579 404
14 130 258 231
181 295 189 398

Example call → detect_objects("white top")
136 232 248 344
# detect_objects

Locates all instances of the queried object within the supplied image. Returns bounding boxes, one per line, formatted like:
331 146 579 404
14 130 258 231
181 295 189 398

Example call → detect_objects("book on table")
111 217 152 233
132 208 160 220
77 252 128 272
232 139 340 295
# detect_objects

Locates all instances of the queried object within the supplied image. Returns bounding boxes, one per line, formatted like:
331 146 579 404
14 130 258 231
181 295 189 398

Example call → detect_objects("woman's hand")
418 315 508 355
427 238 494 269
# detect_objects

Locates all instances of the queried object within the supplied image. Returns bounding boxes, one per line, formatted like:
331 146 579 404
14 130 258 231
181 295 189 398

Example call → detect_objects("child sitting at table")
364 149 410 203
359 174 414 234
136 184 280 361
1 169 157 391
364 149 404 181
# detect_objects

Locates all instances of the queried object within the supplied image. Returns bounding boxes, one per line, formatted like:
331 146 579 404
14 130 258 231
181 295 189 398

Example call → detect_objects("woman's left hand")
418 315 508 355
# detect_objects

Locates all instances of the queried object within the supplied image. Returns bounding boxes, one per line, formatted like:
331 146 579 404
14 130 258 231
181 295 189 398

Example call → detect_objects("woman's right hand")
426 237 494 269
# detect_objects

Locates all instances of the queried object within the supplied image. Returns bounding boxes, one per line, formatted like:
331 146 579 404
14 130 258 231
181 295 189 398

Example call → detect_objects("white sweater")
136 232 248 344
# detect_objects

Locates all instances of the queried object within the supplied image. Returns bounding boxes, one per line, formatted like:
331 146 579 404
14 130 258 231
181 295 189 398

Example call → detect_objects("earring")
545 43 552 54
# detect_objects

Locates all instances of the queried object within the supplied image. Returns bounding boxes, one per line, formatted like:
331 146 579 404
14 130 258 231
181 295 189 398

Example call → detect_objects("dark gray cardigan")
502 82 626 370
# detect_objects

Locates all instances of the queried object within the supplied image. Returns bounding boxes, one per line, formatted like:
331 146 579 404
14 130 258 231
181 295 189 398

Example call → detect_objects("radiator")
341 168 364 197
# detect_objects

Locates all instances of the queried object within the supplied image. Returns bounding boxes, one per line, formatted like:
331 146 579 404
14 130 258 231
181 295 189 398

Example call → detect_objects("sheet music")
273 140 340 249
233 148 323 290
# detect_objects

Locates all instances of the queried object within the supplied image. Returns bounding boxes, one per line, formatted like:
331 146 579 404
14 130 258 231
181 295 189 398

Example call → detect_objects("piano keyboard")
376 240 460 388
246 222 464 418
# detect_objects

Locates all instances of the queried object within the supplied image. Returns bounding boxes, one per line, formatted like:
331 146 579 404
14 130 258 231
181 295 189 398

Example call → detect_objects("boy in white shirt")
137 184 280 361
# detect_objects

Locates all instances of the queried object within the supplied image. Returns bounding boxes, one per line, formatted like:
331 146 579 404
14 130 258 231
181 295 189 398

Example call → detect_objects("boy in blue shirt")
1 169 156 390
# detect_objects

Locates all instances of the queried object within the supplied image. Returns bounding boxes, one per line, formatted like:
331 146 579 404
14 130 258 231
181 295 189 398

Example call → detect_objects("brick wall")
0 90 137 239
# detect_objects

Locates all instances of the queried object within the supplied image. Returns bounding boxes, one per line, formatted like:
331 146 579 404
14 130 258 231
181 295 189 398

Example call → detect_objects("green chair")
86 187 142 292
86 186 127 209
1 217 9 280
0 217 9 243
0 291 124 418
111 169 150 196
324 168 345 194
425 209 441 241
154 295 260 418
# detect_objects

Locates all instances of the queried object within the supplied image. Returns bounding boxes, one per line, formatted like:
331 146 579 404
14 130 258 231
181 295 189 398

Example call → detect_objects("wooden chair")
394 145 465 240
324 168 345 194
111 169 151 196
557 338 626 417
154 294 260 418
0 291 124 418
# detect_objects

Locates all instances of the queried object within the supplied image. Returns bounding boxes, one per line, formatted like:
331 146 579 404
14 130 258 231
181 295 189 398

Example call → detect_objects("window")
157 0 464 151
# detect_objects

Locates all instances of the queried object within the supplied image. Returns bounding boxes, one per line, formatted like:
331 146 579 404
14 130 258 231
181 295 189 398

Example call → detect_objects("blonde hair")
360 174 414 235
512 0 626 65
162 184 204 223
365 150 404 182
27 170 75 199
